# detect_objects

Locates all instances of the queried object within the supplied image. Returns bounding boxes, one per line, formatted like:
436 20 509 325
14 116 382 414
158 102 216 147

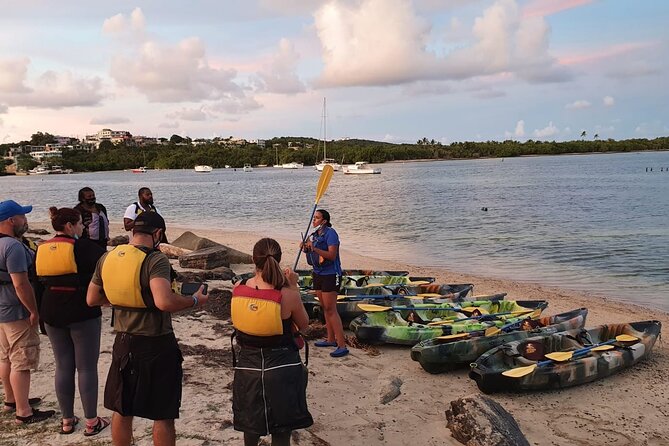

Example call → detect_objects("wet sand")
1 223 667 445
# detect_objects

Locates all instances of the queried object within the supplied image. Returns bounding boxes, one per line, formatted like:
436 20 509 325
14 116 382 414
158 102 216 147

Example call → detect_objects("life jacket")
231 284 283 336
100 244 157 311
134 202 156 216
36 236 77 277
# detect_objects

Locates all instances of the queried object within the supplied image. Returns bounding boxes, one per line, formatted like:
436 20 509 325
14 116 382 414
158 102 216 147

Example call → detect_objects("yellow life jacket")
36 237 77 277
231 284 283 336
101 244 156 310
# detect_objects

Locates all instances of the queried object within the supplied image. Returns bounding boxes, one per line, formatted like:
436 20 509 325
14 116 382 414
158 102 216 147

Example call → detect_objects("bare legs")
111 413 175 446
317 291 346 348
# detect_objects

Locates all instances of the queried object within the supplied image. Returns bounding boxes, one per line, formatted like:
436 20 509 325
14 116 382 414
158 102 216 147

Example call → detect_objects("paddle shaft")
536 339 619 369
294 203 318 270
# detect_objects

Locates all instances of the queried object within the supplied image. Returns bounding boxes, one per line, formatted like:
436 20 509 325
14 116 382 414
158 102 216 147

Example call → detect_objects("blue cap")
0 200 33 221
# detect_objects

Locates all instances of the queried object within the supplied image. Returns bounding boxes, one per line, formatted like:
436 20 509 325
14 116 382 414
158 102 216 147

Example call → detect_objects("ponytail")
252 238 286 289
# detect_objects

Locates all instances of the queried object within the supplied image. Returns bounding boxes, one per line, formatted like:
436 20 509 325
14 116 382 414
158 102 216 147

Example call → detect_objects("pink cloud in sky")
558 41 657 66
523 0 595 18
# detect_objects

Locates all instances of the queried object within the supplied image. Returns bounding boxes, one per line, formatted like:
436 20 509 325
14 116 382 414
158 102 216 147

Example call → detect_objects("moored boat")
131 166 147 173
469 320 661 393
350 300 548 345
194 165 213 172
242 164 253 172
343 161 381 175
282 162 304 169
411 307 588 374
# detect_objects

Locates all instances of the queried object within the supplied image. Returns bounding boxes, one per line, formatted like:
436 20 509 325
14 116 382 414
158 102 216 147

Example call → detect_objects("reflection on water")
4 151 669 311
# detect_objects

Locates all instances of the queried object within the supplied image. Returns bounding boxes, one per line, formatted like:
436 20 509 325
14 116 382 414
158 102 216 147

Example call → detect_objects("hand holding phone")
180 282 208 296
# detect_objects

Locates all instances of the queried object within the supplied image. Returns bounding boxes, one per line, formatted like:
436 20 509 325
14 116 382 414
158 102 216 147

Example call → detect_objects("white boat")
131 166 147 173
343 161 381 175
315 98 341 171
243 164 253 172
282 162 304 169
28 166 51 175
194 165 213 173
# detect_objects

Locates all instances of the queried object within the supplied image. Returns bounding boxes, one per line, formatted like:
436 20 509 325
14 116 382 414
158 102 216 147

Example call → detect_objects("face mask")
152 232 161 249
85 199 96 206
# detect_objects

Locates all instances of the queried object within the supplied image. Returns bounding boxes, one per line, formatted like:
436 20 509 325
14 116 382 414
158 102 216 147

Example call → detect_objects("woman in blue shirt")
302 209 348 357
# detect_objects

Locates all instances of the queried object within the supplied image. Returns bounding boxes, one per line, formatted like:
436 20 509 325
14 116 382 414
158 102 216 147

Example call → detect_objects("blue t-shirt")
0 236 32 322
307 226 342 276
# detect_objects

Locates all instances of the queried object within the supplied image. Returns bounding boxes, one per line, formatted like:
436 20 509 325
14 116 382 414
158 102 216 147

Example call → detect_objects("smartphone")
180 282 208 295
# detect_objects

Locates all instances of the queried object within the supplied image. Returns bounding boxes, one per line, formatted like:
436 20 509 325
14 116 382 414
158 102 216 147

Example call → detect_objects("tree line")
2 134 669 173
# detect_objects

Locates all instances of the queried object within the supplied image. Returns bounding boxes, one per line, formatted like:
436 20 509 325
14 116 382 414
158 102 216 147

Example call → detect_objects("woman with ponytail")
35 207 109 435
230 238 312 446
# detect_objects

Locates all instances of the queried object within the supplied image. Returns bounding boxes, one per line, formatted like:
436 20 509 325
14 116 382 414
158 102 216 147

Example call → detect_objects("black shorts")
312 273 341 293
104 332 183 420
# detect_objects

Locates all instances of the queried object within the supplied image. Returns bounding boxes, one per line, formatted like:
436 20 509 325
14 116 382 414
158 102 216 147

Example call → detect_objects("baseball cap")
0 200 33 222
133 211 166 234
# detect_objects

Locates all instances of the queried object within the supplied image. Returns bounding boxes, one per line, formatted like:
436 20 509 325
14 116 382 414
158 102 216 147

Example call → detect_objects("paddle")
484 310 542 336
293 165 335 270
333 293 461 301
544 334 638 362
427 309 536 326
502 334 639 378
356 303 479 314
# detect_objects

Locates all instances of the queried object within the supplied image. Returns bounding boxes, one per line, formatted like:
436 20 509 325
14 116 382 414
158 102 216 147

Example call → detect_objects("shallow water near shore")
4 151 669 310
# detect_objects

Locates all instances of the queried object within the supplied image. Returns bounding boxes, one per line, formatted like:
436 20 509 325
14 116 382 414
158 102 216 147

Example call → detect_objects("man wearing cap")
87 211 208 445
0 200 55 424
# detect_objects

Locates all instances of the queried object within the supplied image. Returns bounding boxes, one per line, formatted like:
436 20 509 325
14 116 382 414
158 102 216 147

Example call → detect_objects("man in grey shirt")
0 200 54 424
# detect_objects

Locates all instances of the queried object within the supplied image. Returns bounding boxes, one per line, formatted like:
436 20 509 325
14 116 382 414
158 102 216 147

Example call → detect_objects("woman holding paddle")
302 209 348 357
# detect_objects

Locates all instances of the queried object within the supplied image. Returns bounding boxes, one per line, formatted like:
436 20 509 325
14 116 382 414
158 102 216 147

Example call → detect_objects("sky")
0 0 667 144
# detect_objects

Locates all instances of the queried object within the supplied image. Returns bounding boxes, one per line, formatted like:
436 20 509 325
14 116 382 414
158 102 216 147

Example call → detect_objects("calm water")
3 151 669 311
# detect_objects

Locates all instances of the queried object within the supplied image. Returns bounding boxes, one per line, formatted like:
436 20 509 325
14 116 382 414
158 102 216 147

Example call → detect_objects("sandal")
60 416 79 435
84 416 111 437
330 346 349 358
314 340 337 347
15 408 55 425
3 397 42 412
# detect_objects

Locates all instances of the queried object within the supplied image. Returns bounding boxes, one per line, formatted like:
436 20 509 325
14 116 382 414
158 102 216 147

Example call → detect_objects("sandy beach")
1 222 667 446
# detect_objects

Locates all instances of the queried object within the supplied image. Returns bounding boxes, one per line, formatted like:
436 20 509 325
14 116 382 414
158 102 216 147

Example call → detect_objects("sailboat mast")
323 97 327 160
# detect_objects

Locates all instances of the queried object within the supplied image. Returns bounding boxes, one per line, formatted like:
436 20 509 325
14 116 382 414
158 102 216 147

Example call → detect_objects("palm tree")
594 134 599 140
580 130 587 139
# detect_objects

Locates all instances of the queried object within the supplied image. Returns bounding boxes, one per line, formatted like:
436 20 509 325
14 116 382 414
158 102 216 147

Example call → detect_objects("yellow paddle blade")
315 165 334 203
364 283 385 288
407 280 431 286
427 317 460 326
417 293 442 298
336 295 347 300
544 351 576 362
502 364 538 378
356 303 391 312
435 333 470 341
484 326 501 337
616 334 638 343
591 344 615 352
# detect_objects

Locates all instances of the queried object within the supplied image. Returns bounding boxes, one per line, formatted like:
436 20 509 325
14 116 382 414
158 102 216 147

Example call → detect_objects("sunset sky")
1 0 667 144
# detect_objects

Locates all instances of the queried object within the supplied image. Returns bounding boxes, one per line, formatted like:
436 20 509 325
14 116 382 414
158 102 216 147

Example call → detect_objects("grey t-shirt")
0 236 32 322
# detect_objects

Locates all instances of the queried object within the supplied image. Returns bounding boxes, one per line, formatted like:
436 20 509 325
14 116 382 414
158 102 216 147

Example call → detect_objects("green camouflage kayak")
350 300 548 345
339 282 474 297
469 320 661 393
313 289 503 325
411 308 588 373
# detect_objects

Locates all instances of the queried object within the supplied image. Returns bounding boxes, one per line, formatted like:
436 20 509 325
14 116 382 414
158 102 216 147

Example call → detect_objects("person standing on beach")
123 187 168 243
231 238 312 446
301 209 348 358
0 200 55 424
74 187 110 249
36 207 109 435
87 211 208 446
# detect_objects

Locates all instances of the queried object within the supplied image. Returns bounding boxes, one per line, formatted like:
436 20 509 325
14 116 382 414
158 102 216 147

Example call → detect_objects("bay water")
4 151 668 311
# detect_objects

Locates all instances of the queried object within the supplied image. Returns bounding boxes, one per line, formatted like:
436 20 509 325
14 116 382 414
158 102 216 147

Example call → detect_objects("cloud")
167 107 208 121
533 121 558 138
254 38 306 94
102 7 146 36
315 0 570 87
603 96 614 107
504 119 525 138
159 122 179 129
565 99 591 110
105 8 259 111
90 116 130 125
0 59 104 109
523 0 595 18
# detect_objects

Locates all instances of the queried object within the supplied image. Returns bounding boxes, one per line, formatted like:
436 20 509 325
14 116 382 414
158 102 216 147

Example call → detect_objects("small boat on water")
242 164 253 172
469 320 661 393
28 165 73 175
315 98 341 171
194 165 213 173
131 166 147 173
282 162 304 169
343 161 381 175
411 307 588 374
315 158 341 171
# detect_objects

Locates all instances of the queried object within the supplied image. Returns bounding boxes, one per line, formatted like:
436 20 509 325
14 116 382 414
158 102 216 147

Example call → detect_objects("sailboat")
315 98 341 172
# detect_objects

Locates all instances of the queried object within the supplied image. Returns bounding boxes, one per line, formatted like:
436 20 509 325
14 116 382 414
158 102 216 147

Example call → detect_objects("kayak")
339 282 473 297
300 274 435 290
350 300 548 346
313 289 503 325
469 320 661 393
411 308 588 374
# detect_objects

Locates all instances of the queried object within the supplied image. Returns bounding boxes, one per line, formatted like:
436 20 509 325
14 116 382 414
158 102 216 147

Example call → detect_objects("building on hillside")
257 139 266 149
